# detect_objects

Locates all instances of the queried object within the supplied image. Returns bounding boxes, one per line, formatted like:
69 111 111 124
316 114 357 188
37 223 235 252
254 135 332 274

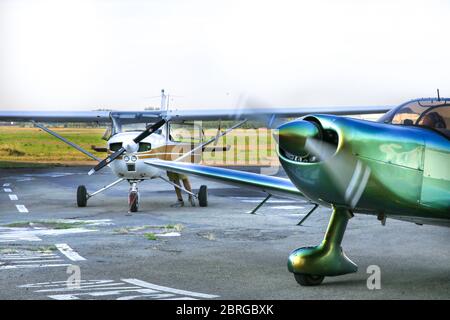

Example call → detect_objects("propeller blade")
304 138 371 209
133 118 167 143
231 93 283 129
88 146 126 175
88 118 168 175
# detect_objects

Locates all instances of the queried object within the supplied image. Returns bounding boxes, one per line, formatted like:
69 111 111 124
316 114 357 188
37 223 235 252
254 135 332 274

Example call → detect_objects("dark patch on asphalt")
197 228 289 241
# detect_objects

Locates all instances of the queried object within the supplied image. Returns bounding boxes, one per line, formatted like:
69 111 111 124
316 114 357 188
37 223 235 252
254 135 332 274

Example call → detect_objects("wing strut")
174 119 248 162
32 121 101 161
297 203 319 226
247 194 272 214
159 175 198 198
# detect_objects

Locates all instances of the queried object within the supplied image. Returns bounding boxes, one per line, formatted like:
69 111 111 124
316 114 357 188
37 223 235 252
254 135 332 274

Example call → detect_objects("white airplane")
0 91 391 213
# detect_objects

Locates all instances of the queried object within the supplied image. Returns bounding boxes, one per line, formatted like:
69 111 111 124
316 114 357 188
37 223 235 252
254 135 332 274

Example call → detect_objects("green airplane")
148 97 450 286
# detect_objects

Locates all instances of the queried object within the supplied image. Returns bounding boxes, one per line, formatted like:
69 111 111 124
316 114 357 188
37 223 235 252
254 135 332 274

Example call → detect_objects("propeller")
276 119 371 209
88 118 168 175
231 93 282 129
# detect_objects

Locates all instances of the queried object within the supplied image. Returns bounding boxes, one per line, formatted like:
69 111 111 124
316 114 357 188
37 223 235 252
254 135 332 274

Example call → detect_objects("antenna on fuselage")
161 89 170 141
161 89 167 110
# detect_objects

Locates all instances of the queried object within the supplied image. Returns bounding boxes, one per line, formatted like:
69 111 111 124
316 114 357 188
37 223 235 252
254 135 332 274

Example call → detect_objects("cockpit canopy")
379 98 450 138
109 112 164 135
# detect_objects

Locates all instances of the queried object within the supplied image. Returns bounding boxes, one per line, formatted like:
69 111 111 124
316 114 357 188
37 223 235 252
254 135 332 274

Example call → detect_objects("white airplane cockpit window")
118 123 164 135
110 112 163 135
109 142 122 151
169 123 202 144
138 142 152 152
121 123 148 132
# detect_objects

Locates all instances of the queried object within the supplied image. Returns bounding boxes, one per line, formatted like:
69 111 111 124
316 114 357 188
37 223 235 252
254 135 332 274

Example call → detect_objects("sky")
1 0 450 110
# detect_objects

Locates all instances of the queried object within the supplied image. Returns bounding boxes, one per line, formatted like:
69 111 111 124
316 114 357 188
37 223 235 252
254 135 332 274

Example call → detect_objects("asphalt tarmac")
0 166 448 300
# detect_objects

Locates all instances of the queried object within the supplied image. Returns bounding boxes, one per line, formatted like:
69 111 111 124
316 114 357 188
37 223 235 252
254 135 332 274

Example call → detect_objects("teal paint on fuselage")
277 114 450 225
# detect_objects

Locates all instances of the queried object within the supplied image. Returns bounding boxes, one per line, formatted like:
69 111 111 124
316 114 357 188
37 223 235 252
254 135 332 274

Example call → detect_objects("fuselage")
107 132 165 180
277 111 450 227
106 131 198 180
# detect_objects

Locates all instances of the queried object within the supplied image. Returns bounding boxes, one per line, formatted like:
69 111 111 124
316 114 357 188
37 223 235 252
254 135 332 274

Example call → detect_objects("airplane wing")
0 105 393 123
0 111 113 122
146 159 304 200
166 105 393 122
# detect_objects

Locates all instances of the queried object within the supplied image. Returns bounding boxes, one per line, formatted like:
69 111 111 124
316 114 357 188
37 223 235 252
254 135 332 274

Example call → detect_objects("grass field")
0 126 279 168
0 127 105 167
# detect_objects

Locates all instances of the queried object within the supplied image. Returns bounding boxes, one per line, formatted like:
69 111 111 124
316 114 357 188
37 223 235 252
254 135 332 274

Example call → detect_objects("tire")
129 191 139 212
294 274 325 286
198 185 208 207
77 185 88 207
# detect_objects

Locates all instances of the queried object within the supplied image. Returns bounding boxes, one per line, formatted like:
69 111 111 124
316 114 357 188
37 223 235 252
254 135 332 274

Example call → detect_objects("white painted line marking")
3 183 10 187
35 285 139 293
270 205 305 210
116 292 175 300
19 278 219 300
16 205 29 213
158 232 181 237
9 194 18 201
0 264 70 270
48 294 80 300
4 188 12 193
12 259 65 264
0 227 96 243
1 255 59 260
122 278 219 299
232 197 299 204
55 244 86 261
240 199 298 204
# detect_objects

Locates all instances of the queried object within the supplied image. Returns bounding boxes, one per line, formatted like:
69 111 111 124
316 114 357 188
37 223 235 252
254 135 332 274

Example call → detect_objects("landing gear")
76 178 125 209
77 185 88 207
287 206 358 286
128 182 140 214
198 185 208 207
294 274 325 286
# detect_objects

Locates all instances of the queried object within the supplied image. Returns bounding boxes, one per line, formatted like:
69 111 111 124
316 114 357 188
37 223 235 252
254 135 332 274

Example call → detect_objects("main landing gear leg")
77 178 125 208
287 205 358 286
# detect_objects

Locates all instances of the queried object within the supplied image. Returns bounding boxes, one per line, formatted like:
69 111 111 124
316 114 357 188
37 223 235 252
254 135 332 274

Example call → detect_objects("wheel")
294 274 325 286
198 185 208 207
129 191 139 212
77 185 88 207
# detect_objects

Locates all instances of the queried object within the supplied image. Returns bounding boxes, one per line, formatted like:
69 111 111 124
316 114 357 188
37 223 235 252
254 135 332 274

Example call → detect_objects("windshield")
110 112 163 135
379 99 450 138
120 123 162 134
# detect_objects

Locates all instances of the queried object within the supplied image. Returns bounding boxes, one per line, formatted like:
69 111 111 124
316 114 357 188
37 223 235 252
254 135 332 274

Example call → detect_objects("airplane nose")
274 120 320 157
124 141 139 154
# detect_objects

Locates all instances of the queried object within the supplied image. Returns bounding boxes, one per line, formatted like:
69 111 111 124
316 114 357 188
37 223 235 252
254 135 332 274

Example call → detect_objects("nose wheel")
128 182 140 213
294 274 325 286
287 206 357 286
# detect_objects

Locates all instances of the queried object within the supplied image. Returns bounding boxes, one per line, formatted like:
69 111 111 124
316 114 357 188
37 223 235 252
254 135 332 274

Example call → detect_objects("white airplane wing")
0 111 113 122
0 105 392 123
166 105 392 122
